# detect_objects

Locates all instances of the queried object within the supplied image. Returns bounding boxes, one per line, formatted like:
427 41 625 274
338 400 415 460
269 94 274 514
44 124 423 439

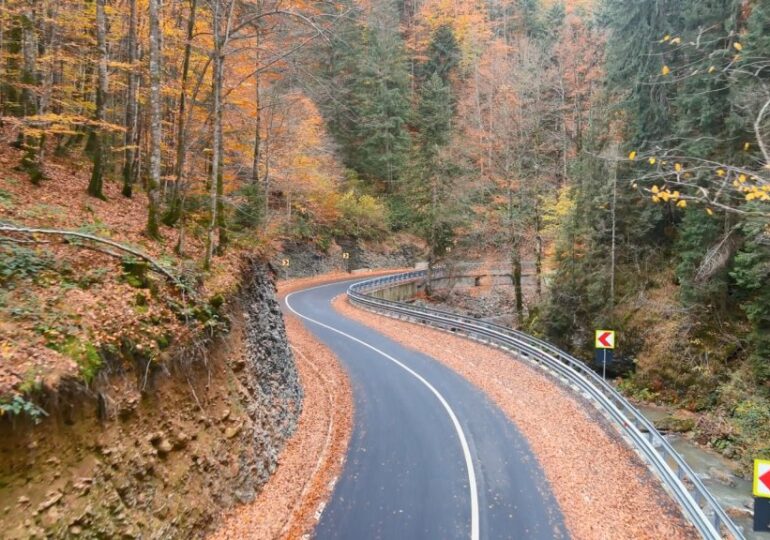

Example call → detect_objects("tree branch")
0 224 190 293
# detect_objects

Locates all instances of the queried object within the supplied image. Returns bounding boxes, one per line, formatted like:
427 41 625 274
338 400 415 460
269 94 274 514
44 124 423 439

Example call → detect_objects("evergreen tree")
421 25 460 84
316 6 412 191
352 28 412 188
731 215 770 385
602 0 680 146
405 73 456 270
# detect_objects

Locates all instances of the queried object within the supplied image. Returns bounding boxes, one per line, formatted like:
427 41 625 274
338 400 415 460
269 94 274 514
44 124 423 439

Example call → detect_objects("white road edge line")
285 283 480 540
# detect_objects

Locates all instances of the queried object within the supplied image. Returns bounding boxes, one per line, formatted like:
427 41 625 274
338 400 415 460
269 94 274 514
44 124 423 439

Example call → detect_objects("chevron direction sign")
756 460 770 498
595 330 616 350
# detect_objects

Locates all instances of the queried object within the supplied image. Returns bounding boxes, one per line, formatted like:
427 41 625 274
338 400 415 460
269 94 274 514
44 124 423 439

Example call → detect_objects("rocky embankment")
0 262 302 539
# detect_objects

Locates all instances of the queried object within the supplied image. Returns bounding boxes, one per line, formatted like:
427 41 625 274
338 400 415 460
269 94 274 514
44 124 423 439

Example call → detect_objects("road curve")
284 278 568 540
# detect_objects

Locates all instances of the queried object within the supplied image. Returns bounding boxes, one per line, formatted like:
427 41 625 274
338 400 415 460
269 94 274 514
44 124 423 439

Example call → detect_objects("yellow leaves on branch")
675 163 683 172
742 184 770 202
733 42 743 51
649 157 657 165
662 65 671 76
628 150 637 161
650 185 684 206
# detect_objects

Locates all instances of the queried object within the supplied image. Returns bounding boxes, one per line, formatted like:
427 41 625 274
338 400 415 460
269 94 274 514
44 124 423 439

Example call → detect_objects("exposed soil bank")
0 262 302 539
334 295 698 540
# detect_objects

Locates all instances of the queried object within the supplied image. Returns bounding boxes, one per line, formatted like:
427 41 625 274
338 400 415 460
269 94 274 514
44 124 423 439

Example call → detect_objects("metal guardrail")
347 270 744 540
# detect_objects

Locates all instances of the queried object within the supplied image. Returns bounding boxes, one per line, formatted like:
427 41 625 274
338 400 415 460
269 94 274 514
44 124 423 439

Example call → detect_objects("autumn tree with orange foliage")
0 0 360 268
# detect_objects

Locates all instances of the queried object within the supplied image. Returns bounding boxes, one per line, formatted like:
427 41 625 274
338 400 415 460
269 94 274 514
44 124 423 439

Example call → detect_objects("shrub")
335 190 389 239
0 245 55 284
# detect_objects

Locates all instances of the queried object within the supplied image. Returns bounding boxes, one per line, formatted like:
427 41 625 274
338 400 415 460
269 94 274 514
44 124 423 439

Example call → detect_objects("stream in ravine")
637 404 768 539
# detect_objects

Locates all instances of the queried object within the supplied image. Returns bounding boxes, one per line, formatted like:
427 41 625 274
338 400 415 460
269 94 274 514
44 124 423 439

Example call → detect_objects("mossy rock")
655 414 696 433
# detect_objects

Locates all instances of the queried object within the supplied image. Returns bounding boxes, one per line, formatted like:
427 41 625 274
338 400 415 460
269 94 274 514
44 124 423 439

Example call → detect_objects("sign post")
595 330 616 380
342 252 350 273
754 459 770 532
281 258 290 280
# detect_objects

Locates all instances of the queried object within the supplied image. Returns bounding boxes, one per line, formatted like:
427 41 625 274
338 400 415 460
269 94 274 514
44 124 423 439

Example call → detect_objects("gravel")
334 296 699 540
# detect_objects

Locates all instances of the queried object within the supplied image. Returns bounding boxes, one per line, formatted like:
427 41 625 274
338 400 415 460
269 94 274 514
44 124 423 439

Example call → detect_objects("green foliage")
0 395 47 423
121 256 150 288
674 210 725 306
732 398 770 463
617 377 660 402
416 74 453 152
77 219 112 237
0 245 55 284
421 25 460 83
0 188 13 209
231 182 264 231
730 216 770 384
601 0 680 145
335 190 389 239
317 10 412 189
48 337 104 384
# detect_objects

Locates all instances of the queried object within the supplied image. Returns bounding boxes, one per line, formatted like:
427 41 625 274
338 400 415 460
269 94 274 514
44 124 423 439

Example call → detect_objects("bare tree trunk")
262 101 274 222
204 0 234 268
248 7 265 227
34 2 55 169
251 70 261 186
167 0 198 224
205 4 223 269
558 72 568 187
146 0 162 239
0 0 5 114
20 2 37 116
534 205 543 298
216 120 228 254
426 172 438 297
507 180 523 322
122 0 138 197
609 154 618 317
87 0 108 199
512 245 523 321
17 2 43 182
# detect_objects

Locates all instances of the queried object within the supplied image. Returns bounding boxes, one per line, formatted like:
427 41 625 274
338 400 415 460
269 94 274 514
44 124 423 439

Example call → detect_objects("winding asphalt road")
284 278 568 540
